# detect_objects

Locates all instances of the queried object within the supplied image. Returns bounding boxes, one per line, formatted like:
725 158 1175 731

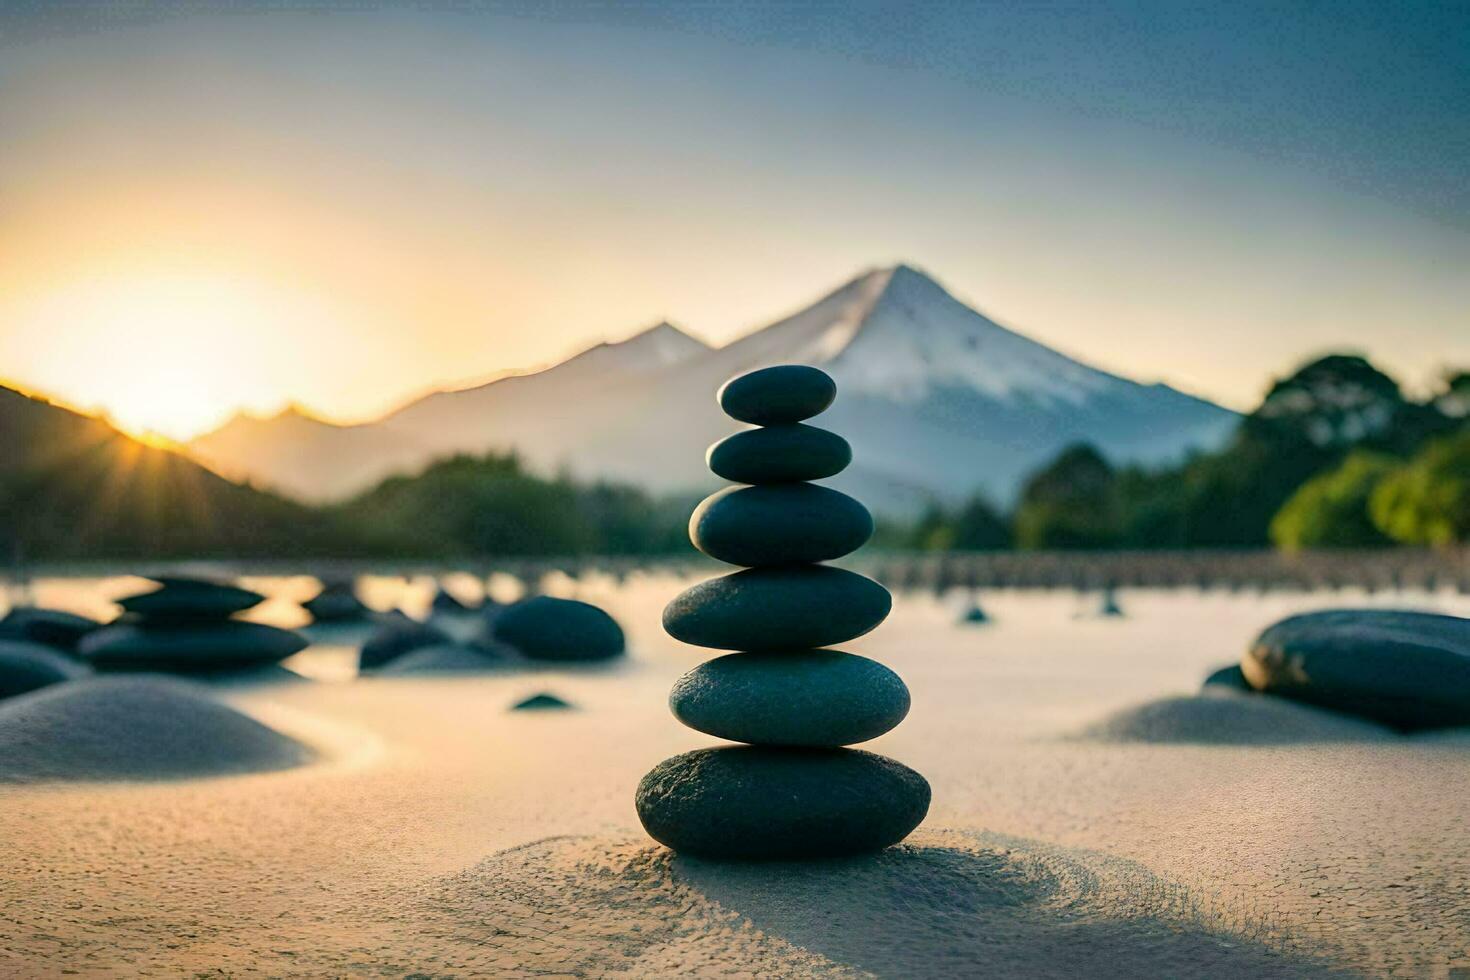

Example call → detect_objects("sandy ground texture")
1 576 1468 977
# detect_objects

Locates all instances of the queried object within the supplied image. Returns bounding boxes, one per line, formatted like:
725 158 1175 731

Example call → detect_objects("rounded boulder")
664 566 891 651
492 596 625 662
1244 608 1470 730
718 365 836 425
636 746 930 859
706 424 851 484
690 484 873 567
670 650 909 746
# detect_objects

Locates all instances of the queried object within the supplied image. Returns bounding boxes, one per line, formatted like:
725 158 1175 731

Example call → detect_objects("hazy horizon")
1 1 1466 439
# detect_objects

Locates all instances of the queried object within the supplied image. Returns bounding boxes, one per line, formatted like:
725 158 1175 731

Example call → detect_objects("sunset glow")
0 4 1465 439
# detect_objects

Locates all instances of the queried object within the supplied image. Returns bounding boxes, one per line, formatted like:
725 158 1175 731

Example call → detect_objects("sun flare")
8 270 335 440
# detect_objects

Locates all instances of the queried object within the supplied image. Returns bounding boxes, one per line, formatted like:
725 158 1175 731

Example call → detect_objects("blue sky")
0 1 1465 436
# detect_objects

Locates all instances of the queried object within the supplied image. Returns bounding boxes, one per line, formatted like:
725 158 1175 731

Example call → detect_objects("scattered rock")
511 692 573 711
303 581 370 623
690 484 873 566
0 677 314 782
432 587 477 615
1245 609 1470 730
0 641 89 700
636 746 930 859
79 620 307 671
117 578 264 620
0 607 101 652
1201 663 1251 691
670 650 909 746
663 566 891 651
706 423 851 484
492 596 625 662
359 615 451 670
717 365 836 425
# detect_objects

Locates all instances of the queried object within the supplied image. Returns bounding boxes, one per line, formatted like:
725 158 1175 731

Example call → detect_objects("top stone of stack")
717 365 836 425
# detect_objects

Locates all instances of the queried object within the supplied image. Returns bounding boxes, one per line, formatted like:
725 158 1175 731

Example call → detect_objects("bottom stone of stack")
669 650 909 746
635 746 930 860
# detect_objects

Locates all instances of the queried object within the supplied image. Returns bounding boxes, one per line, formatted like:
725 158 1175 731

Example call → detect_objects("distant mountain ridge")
189 265 1238 513
0 385 337 559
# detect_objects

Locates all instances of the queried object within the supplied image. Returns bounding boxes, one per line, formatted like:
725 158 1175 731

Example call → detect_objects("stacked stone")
636 365 929 860
80 577 306 673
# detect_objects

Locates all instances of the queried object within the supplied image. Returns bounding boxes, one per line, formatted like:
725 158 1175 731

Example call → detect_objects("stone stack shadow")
636 365 929 859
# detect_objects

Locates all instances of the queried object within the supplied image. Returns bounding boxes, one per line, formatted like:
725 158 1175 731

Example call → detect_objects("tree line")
3 353 1465 563
903 356 1469 551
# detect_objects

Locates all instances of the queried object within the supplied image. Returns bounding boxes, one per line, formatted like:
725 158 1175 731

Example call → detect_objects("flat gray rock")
690 484 873 567
706 423 851 484
636 746 930 859
80 621 307 671
1245 609 1470 730
670 650 909 746
664 566 891 651
718 365 836 425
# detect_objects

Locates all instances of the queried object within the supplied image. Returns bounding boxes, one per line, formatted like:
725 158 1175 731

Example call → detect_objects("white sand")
0 578 1467 977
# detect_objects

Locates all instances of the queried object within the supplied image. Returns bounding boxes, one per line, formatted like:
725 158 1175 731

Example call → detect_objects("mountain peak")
587 319 708 371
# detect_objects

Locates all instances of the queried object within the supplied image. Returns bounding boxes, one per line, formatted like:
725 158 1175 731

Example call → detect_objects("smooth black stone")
79 621 307 671
118 580 264 620
303 583 369 623
492 596 625 661
706 424 851 484
432 588 476 614
670 650 909 746
0 607 101 652
635 746 930 859
359 615 451 670
511 692 573 711
663 566 891 651
690 484 873 567
1245 609 1470 730
0 641 89 700
1202 664 1251 692
718 365 836 425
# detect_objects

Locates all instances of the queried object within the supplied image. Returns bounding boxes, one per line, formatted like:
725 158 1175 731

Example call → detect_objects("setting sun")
5 270 347 440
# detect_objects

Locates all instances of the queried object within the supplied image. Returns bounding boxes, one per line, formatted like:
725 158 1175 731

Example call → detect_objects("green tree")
1014 444 1119 549
1269 451 1399 550
1370 431 1470 546
949 494 1011 550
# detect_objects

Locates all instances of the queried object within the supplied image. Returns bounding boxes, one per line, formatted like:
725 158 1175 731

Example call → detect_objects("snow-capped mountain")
189 321 710 501
188 265 1237 512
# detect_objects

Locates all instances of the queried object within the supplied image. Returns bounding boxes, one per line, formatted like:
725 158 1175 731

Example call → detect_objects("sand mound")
1079 692 1391 745
0 677 314 783
411 832 1337 978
